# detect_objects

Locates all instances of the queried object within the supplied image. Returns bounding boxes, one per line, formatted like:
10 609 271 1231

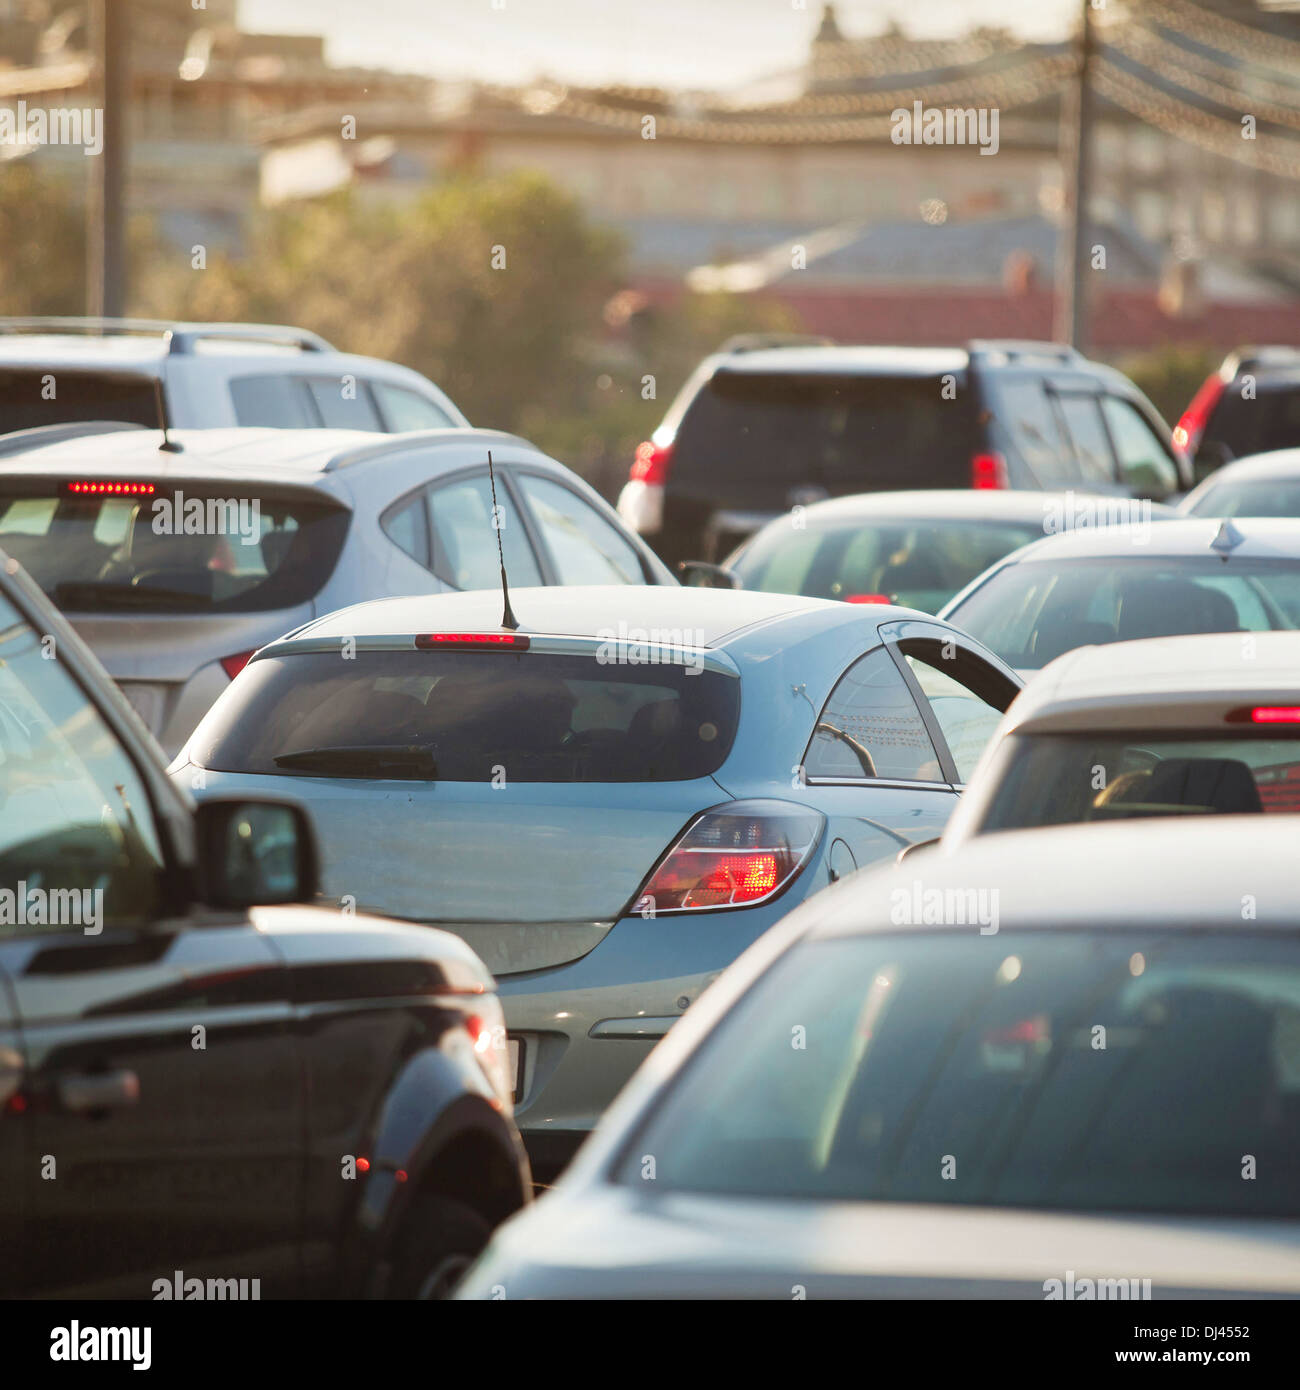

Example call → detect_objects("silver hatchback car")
169 584 1021 1176
0 425 673 755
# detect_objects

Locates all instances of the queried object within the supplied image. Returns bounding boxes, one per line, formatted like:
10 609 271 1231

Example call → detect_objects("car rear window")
191 648 740 782
950 556 1300 668
671 371 977 506
978 732 1300 831
733 516 1042 613
0 367 159 432
1187 478 1300 519
619 930 1300 1217
1204 382 1300 460
0 481 348 613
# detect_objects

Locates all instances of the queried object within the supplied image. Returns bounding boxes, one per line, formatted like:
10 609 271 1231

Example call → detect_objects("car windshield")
0 483 348 613
977 732 1300 831
673 372 978 506
619 931 1300 1217
191 648 740 782
732 517 1042 613
949 556 1300 668
1188 479 1300 519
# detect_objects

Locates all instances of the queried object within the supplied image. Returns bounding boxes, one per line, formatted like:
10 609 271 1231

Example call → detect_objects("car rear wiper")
52 581 207 611
272 744 439 778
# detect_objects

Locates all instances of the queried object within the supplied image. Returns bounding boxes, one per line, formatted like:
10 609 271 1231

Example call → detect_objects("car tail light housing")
971 452 1008 490
220 650 257 680
465 996 513 1110
629 438 675 486
633 800 824 914
1173 372 1227 456
65 480 157 495
1227 705 1300 724
414 632 530 650
844 593 891 605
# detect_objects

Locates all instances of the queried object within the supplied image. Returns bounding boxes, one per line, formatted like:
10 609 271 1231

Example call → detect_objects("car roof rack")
1220 345 1300 379
0 317 334 355
0 419 151 458
718 332 836 354
967 339 1085 365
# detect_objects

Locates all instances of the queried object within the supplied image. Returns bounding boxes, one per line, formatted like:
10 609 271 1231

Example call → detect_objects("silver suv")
0 318 468 435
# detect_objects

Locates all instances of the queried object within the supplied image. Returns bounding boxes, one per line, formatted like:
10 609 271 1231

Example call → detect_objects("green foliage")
0 164 85 314
1115 342 1220 425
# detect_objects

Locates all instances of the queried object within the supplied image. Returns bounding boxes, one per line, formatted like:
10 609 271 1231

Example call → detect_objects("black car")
0 548 529 1299
1174 346 1300 483
618 337 1188 565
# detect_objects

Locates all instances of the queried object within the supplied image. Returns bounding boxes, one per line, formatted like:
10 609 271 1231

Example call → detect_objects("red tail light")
971 452 1008 490
634 800 823 914
66 480 156 495
629 438 675 486
220 650 256 680
1250 706 1300 724
1173 372 1226 455
415 632 530 650
844 593 891 605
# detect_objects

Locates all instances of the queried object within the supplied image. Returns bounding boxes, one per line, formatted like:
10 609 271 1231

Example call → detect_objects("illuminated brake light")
844 593 891 605
220 650 257 681
971 453 1008 490
634 800 823 914
1251 706 1300 724
415 632 530 650
66 480 156 495
1174 373 1227 457
629 438 674 486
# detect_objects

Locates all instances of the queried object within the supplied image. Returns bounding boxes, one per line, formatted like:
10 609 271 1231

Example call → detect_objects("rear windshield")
0 367 159 433
1203 382 1300 460
951 556 1300 668
672 371 977 504
0 482 348 613
192 648 740 782
1187 478 1300 519
619 930 1300 1217
733 517 1041 614
979 732 1300 831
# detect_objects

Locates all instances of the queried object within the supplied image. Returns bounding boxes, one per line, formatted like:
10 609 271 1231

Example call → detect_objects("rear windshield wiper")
272 744 438 778
52 581 207 612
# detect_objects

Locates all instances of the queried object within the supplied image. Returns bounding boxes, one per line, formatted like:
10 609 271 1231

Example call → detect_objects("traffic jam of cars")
4 318 1300 1321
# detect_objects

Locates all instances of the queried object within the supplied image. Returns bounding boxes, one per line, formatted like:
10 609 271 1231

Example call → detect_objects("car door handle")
56 1068 140 1113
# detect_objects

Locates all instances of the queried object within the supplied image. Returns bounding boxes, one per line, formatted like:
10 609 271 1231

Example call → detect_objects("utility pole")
1056 0 1096 351
86 0 129 318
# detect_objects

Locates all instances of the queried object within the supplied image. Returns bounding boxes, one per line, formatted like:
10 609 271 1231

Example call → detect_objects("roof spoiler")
0 419 149 458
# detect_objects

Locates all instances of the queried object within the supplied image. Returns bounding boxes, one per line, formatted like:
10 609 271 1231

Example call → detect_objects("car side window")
372 382 453 431
426 472 542 591
515 473 646 585
804 645 944 783
991 378 1079 486
901 641 1009 783
229 374 319 428
305 377 383 432
382 492 430 567
0 594 165 933
1101 396 1179 499
1055 394 1115 486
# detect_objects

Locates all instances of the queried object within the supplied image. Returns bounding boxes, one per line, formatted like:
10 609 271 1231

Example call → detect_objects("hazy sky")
238 0 1077 89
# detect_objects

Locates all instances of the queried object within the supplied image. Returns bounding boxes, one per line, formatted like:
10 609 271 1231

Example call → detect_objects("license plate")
508 1038 523 1100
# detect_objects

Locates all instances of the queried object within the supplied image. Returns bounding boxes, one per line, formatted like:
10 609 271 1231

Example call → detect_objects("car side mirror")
193 798 319 909
678 560 741 589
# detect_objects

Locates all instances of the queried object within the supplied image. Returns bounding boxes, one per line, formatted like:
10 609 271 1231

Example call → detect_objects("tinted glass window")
673 372 978 505
372 383 453 431
1056 395 1114 486
382 493 428 566
191 649 739 783
987 378 1077 486
619 931 1300 1217
0 368 158 432
733 517 1042 614
305 377 382 431
1203 382 1300 460
516 473 644 584
904 650 1005 782
950 557 1300 668
805 645 942 782
230 374 317 428
978 732 1300 832
427 473 542 590
0 593 165 932
1101 397 1178 498
0 483 348 614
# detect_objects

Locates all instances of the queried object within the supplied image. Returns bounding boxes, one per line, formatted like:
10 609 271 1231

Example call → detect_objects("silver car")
459 815 1300 1298
0 425 673 755
1179 447 1300 520
168 584 1021 1177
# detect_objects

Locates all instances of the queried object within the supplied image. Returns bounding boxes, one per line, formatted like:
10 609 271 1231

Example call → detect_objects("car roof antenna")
153 378 182 453
486 450 519 630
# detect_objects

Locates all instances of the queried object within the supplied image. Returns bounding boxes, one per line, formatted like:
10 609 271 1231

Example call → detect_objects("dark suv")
1174 346 1300 483
618 338 1189 565
0 550 529 1299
